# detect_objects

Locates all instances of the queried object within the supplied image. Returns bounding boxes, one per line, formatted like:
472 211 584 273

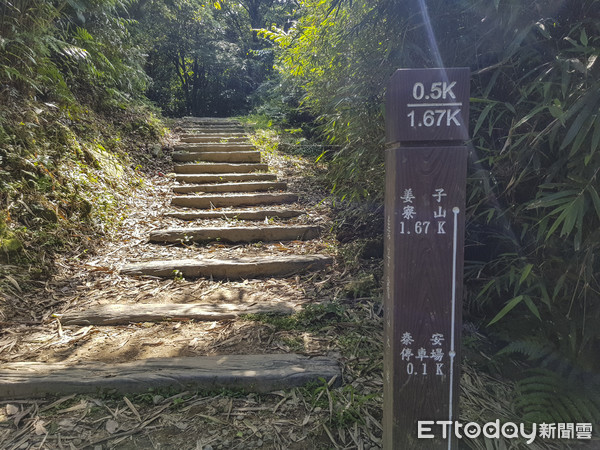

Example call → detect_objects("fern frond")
515 368 600 424
497 339 554 361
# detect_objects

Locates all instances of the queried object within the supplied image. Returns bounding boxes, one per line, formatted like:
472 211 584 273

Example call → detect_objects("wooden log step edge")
180 117 241 122
175 145 252 152
149 225 320 244
175 143 254 151
0 354 341 398
164 209 304 220
181 133 245 137
180 128 245 134
173 151 261 163
174 163 269 174
180 126 244 130
175 173 278 183
171 193 298 209
60 302 296 326
179 137 248 144
173 181 287 194
179 121 242 125
120 255 333 279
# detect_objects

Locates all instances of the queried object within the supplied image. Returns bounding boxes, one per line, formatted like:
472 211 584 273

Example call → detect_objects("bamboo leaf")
519 264 533 286
488 295 524 326
476 279 496 300
552 274 566 300
560 99 597 150
545 195 583 239
568 115 595 157
589 115 600 163
523 296 541 320
528 189 578 209
473 102 496 137
560 195 584 237
513 104 547 129
580 28 588 46
315 150 327 163
587 186 600 221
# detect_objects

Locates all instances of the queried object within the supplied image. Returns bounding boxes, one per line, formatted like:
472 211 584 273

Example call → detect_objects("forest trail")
0 119 385 449
0 118 340 397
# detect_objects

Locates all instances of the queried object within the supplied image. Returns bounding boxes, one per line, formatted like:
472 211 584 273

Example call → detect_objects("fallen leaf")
13 406 32 427
34 418 47 435
123 396 141 422
106 419 119 434
5 275 22 293
58 418 77 431
5 404 19 416
174 421 188 431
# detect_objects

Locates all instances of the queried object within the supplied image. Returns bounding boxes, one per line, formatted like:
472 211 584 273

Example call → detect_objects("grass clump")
242 302 346 332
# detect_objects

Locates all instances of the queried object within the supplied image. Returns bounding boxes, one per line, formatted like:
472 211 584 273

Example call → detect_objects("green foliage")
298 379 379 428
135 0 297 116
465 0 600 375
243 302 346 331
259 0 391 202
261 0 600 425
341 272 377 299
0 0 148 109
515 369 600 424
0 1 166 312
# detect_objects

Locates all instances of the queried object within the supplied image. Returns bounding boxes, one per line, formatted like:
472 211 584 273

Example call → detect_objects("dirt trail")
0 119 384 449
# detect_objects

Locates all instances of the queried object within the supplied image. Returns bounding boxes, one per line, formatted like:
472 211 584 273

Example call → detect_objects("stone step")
121 254 333 279
0 354 340 398
173 151 261 163
174 163 269 174
173 181 287 194
60 303 296 326
165 209 303 220
171 193 298 209
175 173 278 183
175 143 253 151
149 225 320 244
179 135 248 143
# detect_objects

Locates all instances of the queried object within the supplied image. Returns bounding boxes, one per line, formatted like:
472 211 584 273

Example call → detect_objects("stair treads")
179 127 245 134
60 302 295 326
173 151 261 163
178 135 248 143
180 117 241 123
174 173 277 183
180 124 242 129
174 163 268 174
175 143 254 151
121 254 333 279
173 181 286 194
164 209 303 220
179 120 242 126
149 225 320 244
0 354 341 398
171 193 298 208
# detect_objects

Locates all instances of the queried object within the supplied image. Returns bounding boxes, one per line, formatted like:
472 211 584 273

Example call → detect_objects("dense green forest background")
1 0 599 427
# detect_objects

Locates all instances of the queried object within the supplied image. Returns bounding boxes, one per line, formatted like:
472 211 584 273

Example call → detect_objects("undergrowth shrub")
257 0 600 426
0 1 166 313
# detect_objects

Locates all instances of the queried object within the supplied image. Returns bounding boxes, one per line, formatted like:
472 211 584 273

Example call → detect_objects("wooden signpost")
383 68 470 449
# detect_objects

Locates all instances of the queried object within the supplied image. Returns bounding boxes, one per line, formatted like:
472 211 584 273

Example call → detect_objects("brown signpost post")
383 68 470 449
